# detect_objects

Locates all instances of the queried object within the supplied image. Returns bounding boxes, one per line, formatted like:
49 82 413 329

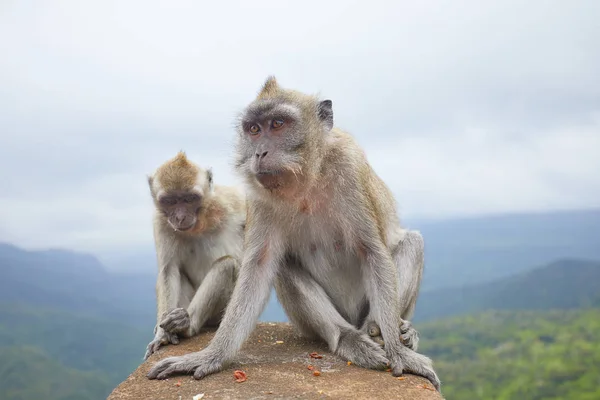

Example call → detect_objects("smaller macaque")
143 151 246 360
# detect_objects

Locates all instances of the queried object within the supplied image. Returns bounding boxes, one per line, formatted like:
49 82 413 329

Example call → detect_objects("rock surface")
109 323 443 400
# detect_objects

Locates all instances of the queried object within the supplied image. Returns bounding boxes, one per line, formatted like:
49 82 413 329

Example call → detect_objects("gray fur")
147 79 440 391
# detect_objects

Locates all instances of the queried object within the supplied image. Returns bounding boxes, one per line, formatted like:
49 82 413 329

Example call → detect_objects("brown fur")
151 155 244 236
153 151 200 192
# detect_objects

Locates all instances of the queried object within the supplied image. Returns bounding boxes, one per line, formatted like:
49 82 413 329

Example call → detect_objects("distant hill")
413 258 600 322
418 309 600 400
409 208 600 291
0 243 156 328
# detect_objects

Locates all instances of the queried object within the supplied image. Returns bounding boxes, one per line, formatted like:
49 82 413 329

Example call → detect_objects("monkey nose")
255 151 268 159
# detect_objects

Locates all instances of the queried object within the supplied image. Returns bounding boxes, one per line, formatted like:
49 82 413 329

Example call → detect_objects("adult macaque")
143 152 245 360
147 79 440 390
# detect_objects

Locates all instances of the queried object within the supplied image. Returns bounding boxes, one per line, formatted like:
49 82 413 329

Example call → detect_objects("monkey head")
234 76 334 194
147 151 213 232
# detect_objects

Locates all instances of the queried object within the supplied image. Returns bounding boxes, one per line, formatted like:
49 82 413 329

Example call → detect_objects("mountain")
0 243 156 328
418 309 600 400
413 258 600 322
407 208 600 291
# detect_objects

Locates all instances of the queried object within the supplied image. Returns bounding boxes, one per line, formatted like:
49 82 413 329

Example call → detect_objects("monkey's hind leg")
274 260 389 370
160 256 238 338
365 230 424 351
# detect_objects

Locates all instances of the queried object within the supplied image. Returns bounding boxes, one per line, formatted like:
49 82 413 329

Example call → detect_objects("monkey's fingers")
156 357 200 380
397 349 441 391
160 308 191 333
143 339 161 361
389 359 405 377
160 317 190 333
399 321 419 351
169 332 180 345
192 361 223 380
370 335 385 348
400 332 418 351
366 322 381 338
147 356 181 379
400 320 413 334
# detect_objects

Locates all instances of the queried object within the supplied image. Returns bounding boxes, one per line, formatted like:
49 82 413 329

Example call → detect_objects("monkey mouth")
256 171 284 190
169 222 196 232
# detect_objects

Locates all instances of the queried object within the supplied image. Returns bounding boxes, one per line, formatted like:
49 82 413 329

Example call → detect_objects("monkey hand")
335 328 389 370
390 346 441 392
159 307 191 335
143 328 180 361
147 347 224 380
364 320 420 351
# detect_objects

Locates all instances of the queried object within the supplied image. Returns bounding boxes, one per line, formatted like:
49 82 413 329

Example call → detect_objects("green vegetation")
419 309 600 400
0 304 149 400
0 346 110 400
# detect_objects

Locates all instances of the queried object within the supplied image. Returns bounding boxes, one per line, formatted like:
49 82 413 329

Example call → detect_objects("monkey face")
158 192 202 232
235 100 305 190
235 96 334 194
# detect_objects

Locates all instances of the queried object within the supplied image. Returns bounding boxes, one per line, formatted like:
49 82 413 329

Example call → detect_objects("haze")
1 0 599 256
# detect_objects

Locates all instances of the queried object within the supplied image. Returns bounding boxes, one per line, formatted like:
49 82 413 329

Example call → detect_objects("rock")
109 323 443 400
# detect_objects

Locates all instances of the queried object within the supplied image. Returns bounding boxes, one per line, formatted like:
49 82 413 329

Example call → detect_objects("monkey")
142 151 246 361
147 78 440 391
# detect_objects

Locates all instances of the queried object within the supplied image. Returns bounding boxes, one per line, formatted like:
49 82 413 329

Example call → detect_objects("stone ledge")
109 323 443 400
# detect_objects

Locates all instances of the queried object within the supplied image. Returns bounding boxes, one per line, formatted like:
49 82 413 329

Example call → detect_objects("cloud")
0 0 599 253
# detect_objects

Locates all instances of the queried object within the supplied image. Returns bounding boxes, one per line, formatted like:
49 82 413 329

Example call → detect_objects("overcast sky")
1 0 599 256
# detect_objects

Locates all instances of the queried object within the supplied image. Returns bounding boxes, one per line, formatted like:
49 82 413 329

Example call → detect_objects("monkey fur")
147 79 440 390
143 152 246 360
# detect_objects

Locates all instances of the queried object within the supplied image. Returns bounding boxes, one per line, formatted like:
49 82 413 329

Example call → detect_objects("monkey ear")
318 100 334 131
147 175 156 196
207 168 214 191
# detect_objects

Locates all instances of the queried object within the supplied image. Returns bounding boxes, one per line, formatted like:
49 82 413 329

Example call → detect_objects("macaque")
143 152 246 360
147 79 440 390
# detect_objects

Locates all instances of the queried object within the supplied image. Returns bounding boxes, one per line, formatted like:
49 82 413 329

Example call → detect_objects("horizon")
1 206 598 273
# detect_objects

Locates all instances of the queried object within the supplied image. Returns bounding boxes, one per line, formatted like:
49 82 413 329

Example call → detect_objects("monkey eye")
183 195 199 203
160 197 177 206
249 124 260 135
271 119 284 129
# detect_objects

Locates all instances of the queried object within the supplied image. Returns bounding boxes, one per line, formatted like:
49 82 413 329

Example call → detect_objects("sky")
1 0 599 257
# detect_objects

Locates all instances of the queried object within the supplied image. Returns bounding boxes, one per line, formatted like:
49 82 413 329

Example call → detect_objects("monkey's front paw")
143 330 179 360
365 320 420 351
336 329 389 370
146 350 224 380
159 307 191 334
400 320 419 351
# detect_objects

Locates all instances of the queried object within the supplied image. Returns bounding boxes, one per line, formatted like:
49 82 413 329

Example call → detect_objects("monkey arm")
160 256 238 338
155 265 182 327
356 225 405 375
143 262 182 360
147 214 285 380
